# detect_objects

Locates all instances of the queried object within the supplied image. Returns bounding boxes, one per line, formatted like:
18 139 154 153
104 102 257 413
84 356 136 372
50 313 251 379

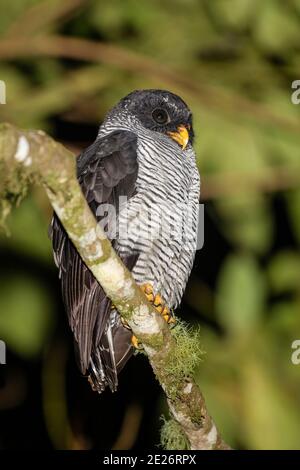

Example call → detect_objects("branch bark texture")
0 122 230 450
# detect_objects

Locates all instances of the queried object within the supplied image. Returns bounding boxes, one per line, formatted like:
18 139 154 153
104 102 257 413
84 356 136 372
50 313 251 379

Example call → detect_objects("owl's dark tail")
87 309 134 393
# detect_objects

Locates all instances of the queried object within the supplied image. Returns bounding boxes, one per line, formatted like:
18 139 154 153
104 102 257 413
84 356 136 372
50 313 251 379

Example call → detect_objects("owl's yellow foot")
140 283 176 326
123 284 176 351
131 334 143 350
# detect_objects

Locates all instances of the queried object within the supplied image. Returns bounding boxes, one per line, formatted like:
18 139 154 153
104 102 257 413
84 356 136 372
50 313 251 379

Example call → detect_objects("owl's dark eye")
152 108 170 125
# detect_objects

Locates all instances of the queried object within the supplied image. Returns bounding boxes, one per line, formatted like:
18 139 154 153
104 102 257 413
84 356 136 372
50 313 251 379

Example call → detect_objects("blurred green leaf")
211 0 258 31
0 0 40 35
200 118 274 253
268 250 300 293
254 1 300 53
0 275 53 357
216 194 273 254
269 300 300 337
216 253 266 335
0 193 52 262
241 361 300 449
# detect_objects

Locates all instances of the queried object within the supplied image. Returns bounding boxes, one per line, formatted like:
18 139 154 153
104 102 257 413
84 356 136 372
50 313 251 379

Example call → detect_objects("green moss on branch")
160 417 190 450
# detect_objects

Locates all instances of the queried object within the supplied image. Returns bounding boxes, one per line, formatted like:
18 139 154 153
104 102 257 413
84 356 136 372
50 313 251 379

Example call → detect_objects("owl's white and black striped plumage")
50 90 200 393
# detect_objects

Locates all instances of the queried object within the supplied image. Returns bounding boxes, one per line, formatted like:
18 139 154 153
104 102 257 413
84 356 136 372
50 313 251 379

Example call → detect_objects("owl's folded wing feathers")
50 130 139 392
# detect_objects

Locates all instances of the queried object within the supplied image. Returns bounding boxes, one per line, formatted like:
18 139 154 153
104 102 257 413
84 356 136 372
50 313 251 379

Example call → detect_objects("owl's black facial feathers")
115 89 194 145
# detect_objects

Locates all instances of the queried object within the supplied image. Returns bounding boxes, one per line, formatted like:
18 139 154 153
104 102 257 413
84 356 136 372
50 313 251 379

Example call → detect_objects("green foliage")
0 274 53 357
0 0 41 35
0 192 52 261
254 1 300 53
268 250 300 293
216 253 266 336
241 359 300 449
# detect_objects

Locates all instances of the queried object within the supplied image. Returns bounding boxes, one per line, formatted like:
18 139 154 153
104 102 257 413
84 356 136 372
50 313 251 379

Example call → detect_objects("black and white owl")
50 90 200 393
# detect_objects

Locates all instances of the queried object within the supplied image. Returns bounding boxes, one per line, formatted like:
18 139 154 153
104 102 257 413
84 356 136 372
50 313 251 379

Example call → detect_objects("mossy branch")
0 122 231 450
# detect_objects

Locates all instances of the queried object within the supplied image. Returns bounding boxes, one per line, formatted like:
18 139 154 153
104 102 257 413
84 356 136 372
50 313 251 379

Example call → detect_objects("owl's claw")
120 315 131 330
140 283 176 326
122 284 176 351
131 335 143 350
120 314 143 350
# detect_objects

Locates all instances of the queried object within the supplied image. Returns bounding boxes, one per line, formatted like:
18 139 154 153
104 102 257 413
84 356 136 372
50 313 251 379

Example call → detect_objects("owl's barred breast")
114 130 200 309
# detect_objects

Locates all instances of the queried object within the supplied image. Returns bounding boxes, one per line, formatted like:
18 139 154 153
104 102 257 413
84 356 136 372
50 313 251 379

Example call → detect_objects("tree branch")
0 122 230 450
0 35 299 135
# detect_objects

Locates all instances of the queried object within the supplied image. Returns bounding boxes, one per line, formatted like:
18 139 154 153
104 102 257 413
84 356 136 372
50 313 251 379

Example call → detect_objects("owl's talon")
141 283 154 302
156 305 163 314
162 307 176 325
120 316 131 330
128 284 176 350
140 283 176 326
143 283 153 295
153 293 163 307
131 335 143 350
88 375 97 391
146 293 154 302
162 306 168 316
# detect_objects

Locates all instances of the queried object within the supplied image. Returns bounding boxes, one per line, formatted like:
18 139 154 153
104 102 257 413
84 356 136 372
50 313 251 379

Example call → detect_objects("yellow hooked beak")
168 125 189 150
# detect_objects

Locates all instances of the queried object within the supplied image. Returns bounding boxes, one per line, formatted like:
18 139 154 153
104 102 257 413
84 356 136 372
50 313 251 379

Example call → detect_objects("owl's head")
109 89 194 149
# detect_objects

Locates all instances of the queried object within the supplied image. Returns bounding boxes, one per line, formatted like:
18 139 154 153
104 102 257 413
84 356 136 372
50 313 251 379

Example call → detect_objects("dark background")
1 0 300 450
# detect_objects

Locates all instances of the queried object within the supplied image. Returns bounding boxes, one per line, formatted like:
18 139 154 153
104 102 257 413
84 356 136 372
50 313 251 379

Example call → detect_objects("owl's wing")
50 130 139 392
